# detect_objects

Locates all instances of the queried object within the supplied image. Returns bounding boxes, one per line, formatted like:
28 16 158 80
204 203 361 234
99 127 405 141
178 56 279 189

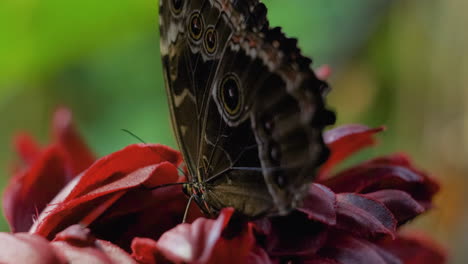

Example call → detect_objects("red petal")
53 225 95 246
3 146 69 232
157 209 233 262
336 193 396 238
96 240 139 264
32 161 196 251
13 133 42 167
378 234 447 264
131 237 163 264
90 185 200 251
5 108 95 232
0 233 66 264
317 235 401 264
66 144 181 200
323 154 439 209
364 190 425 225
50 225 137 264
207 222 255 264
157 208 254 264
298 184 337 225
31 144 184 240
52 107 95 177
319 125 384 179
51 239 138 264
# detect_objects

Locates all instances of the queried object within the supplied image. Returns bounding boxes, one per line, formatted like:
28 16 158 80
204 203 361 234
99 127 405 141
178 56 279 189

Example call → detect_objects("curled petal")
13 133 42 167
207 222 255 264
298 183 337 225
66 143 182 200
364 190 425 225
54 224 95 246
320 125 384 179
131 237 164 264
157 208 254 264
336 193 396 238
30 159 180 241
52 107 95 177
156 208 232 262
50 225 137 264
30 144 184 241
0 232 66 264
4 146 68 232
323 154 439 209
5 108 95 232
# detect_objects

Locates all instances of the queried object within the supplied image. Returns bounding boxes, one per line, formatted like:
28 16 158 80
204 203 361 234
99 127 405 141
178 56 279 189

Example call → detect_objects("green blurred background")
0 0 466 262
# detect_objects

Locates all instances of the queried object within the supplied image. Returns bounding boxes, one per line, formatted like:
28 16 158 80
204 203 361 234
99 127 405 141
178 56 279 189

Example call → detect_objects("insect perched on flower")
0 0 446 263
0 107 445 263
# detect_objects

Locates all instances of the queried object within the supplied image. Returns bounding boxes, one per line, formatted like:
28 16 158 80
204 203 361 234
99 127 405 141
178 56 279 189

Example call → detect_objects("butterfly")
159 0 335 219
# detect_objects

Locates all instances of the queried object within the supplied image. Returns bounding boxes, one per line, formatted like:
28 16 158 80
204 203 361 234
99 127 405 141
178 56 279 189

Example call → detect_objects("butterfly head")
182 181 216 217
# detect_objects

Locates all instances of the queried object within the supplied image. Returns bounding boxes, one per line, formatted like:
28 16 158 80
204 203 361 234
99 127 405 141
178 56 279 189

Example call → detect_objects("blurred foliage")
0 0 466 262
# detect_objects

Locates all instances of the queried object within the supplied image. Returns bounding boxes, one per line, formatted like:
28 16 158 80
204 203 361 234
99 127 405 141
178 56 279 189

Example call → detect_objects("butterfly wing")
159 0 242 177
159 0 334 217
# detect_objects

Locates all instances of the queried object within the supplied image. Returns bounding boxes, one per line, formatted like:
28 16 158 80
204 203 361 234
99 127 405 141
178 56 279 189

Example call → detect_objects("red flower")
1 110 446 263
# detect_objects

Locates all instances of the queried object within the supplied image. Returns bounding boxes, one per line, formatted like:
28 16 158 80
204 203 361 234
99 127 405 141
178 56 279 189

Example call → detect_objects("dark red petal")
13 133 42 167
5 108 94 232
131 237 162 264
254 211 328 257
66 144 182 200
31 158 181 239
0 233 66 264
323 154 439 209
157 208 234 262
157 208 254 264
336 193 396 238
95 240 139 264
378 234 447 264
319 125 384 179
207 221 255 264
317 235 401 264
247 246 276 264
29 145 195 249
3 146 69 232
52 107 95 177
49 224 137 263
53 225 95 247
51 239 138 264
298 183 337 225
364 190 425 225
91 185 200 251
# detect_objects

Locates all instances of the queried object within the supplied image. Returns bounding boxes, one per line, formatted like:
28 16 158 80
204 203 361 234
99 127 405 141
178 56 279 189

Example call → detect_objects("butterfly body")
159 0 334 218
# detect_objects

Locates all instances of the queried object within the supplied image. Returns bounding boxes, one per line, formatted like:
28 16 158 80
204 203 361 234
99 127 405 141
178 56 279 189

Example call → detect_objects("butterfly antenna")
182 195 195 223
121 129 188 177
148 181 188 190
121 129 148 144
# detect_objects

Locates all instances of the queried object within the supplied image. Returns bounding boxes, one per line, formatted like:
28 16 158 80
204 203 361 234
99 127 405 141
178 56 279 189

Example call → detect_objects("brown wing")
159 0 334 217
